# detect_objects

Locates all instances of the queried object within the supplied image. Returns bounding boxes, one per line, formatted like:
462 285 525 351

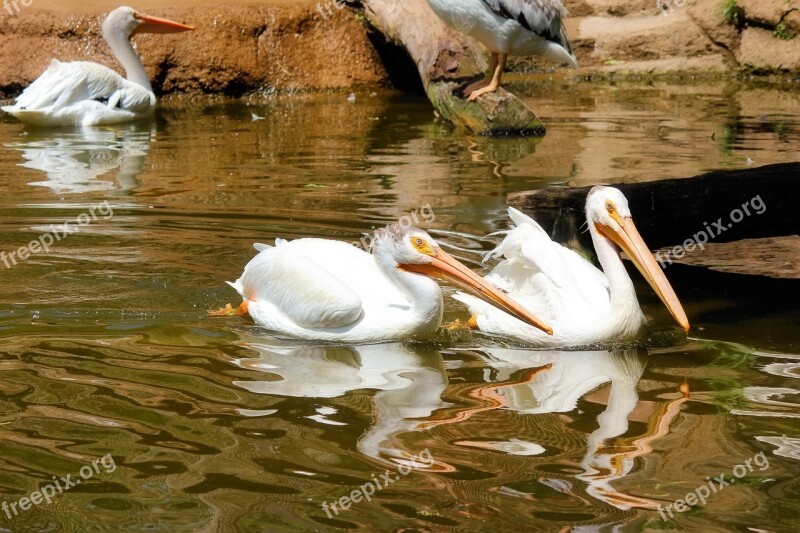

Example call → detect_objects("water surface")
0 80 799 531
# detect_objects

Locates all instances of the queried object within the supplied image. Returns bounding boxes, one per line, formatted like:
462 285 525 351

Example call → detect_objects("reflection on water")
0 80 799 530
5 125 153 195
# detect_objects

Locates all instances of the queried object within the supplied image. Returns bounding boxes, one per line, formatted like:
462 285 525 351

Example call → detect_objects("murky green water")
1 81 799 531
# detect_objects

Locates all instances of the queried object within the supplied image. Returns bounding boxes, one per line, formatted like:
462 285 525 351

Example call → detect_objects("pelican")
453 186 690 347
426 0 578 100
1 7 193 127
224 224 551 344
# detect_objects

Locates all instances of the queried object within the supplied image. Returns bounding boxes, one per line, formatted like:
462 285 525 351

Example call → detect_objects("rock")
738 0 800 27
579 12 718 62
585 0 655 17
786 10 800 33
563 0 595 17
687 0 740 52
737 27 800 71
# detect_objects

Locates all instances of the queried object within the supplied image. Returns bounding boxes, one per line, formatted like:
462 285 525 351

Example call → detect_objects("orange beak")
400 247 553 335
596 217 690 333
135 13 194 34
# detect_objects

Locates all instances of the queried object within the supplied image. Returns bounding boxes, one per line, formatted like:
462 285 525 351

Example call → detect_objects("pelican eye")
410 236 433 255
605 201 615 213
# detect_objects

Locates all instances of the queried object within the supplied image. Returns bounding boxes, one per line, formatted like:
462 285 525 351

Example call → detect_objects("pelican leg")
462 52 498 99
467 53 507 101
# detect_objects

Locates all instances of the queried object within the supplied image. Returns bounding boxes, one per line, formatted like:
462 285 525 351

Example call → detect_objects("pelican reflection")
230 341 451 469
6 125 153 195
450 348 688 510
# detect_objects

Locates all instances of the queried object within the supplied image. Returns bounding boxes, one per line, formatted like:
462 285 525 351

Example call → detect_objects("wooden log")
656 236 800 279
360 0 545 136
508 162 800 249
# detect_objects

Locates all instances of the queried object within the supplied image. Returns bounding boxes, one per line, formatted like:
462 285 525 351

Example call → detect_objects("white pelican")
426 0 578 100
453 186 690 347
225 224 551 344
1 7 193 127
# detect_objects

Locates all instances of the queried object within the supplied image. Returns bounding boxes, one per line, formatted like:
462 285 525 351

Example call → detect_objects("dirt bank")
0 0 391 97
0 0 798 98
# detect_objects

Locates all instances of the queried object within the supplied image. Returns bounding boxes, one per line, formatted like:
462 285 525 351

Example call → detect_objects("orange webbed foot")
208 301 250 317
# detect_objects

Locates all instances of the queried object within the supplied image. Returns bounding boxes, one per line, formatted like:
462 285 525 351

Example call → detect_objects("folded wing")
228 239 369 329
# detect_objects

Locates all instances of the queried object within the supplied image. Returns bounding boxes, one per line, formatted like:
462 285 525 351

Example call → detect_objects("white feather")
228 231 446 344
2 61 152 127
427 0 578 66
453 196 650 348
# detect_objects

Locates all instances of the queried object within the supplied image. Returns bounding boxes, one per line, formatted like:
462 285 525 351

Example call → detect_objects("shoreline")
0 1 798 99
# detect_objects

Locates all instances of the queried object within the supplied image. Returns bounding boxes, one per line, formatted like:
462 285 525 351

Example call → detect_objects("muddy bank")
0 1 391 97
0 0 798 98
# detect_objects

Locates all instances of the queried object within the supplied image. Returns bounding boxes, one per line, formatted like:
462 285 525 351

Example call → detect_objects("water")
0 80 798 531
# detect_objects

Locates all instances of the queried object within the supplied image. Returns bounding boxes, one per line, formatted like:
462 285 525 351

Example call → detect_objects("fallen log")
656 236 799 279
360 0 545 136
507 162 800 249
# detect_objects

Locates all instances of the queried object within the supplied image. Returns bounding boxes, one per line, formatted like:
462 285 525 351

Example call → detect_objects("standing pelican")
2 6 193 127
426 0 578 100
453 186 689 347
225 224 551 344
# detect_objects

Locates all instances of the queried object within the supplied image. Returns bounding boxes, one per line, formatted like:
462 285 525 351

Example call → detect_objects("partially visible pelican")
226 224 551 344
2 6 193 127
426 0 578 100
454 186 689 347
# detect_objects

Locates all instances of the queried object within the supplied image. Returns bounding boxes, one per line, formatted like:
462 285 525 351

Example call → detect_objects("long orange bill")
136 13 195 34
596 218 690 333
400 248 553 335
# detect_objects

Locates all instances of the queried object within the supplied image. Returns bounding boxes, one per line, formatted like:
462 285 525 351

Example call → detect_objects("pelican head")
374 224 552 334
587 186 690 332
102 6 194 40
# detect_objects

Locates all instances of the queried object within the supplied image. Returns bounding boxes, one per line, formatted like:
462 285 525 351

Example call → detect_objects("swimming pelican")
1 6 193 127
453 186 690 347
426 0 578 100
225 224 551 344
